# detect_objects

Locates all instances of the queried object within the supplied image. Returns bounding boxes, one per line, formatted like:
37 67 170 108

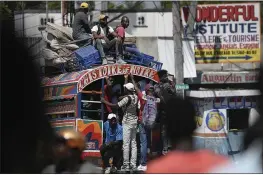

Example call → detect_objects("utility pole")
61 0 64 26
172 1 184 98
186 1 197 38
22 1 25 40
46 1 48 25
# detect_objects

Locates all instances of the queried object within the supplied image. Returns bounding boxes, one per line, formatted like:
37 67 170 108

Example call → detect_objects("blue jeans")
139 123 149 166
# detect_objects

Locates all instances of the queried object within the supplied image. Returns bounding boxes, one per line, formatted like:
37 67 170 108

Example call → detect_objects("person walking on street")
100 114 123 173
72 2 92 47
101 82 139 171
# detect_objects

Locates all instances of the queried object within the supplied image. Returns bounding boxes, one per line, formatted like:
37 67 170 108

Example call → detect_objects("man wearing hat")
101 82 139 171
100 113 123 173
72 2 92 47
92 14 126 65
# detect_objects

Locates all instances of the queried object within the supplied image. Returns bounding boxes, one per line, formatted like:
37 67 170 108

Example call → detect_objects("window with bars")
40 18 55 25
134 16 148 27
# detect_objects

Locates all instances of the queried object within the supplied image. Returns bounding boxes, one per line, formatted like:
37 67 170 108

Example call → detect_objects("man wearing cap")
92 14 126 65
101 82 139 171
100 113 123 173
72 2 92 47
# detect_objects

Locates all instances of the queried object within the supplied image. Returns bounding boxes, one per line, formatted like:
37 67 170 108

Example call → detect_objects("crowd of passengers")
99 70 175 173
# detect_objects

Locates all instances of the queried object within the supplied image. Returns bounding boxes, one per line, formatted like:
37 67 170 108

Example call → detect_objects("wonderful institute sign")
181 3 261 64
77 64 160 92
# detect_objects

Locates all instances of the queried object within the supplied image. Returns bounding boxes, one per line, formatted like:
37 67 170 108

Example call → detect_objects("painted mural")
205 110 225 132
43 85 77 99
76 119 103 151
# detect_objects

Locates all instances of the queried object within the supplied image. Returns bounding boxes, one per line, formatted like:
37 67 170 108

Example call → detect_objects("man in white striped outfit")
101 82 139 171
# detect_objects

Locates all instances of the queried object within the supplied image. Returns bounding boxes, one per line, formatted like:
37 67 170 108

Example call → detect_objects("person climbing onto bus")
146 96 228 173
101 82 139 171
100 113 123 173
129 74 159 171
72 2 92 47
103 76 122 121
92 14 124 65
154 69 175 155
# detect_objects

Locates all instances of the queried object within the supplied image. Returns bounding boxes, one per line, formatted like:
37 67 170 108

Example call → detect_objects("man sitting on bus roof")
92 15 127 65
72 2 92 47
100 114 123 173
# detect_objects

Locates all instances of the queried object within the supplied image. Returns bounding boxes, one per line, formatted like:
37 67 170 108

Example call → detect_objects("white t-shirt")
91 25 114 44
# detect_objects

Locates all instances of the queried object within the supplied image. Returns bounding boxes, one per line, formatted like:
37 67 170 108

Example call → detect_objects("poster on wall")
76 119 103 151
181 3 261 64
204 109 227 133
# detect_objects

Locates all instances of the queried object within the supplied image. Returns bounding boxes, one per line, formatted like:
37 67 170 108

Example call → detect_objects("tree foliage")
0 2 12 19
107 1 144 10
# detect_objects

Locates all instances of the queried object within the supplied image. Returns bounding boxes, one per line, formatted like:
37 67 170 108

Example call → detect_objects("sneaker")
162 150 168 155
137 165 147 171
102 58 108 65
116 56 126 64
104 167 111 174
121 165 130 171
130 165 137 171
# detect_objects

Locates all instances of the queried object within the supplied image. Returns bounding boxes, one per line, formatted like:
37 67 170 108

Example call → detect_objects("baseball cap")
108 113 117 120
99 14 109 20
80 2 89 8
123 83 135 92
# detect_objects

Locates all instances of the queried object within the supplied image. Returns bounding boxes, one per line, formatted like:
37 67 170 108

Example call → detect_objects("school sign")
181 3 261 64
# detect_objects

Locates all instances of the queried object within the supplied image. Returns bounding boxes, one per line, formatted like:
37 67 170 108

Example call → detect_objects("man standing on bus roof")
72 2 92 47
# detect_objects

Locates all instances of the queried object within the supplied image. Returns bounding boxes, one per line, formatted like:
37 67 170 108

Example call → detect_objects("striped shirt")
118 94 138 124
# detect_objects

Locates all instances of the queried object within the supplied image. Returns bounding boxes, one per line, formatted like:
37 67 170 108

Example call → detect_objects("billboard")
181 3 261 64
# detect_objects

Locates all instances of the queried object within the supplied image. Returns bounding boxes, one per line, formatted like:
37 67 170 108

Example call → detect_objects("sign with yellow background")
181 3 261 63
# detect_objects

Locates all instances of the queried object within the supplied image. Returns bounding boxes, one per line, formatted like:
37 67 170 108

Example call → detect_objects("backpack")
142 95 158 129
97 24 115 41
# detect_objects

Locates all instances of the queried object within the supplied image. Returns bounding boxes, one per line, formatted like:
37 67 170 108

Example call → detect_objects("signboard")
185 71 259 84
77 64 160 92
201 71 259 84
181 3 261 64
76 119 103 151
176 84 189 90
